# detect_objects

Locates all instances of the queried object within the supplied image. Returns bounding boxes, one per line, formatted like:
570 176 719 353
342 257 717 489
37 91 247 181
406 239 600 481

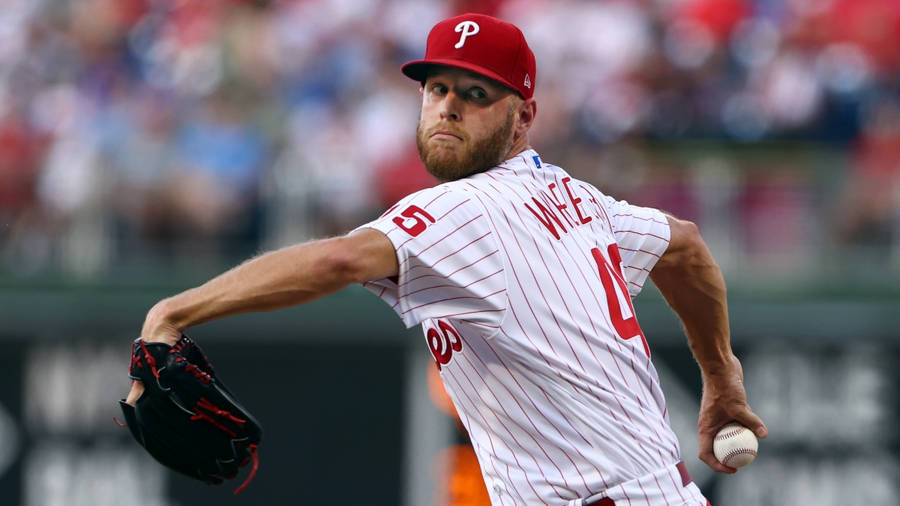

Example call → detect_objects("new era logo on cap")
402 13 537 99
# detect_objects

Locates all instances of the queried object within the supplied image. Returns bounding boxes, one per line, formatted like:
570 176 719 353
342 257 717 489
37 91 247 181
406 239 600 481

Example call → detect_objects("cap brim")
401 59 520 96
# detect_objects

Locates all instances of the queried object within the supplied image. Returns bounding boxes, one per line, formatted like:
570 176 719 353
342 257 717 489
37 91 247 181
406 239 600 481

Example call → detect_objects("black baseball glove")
118 335 262 494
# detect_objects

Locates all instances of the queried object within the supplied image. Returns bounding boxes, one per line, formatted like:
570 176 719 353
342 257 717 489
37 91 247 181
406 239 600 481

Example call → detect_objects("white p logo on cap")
454 20 480 49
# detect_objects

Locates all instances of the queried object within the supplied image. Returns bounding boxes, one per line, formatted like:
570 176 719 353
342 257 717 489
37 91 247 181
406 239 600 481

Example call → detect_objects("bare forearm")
651 219 734 376
146 238 360 334
651 252 732 374
140 229 397 344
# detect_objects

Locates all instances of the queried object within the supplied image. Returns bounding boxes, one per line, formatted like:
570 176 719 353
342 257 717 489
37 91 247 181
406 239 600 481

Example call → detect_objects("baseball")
713 423 758 468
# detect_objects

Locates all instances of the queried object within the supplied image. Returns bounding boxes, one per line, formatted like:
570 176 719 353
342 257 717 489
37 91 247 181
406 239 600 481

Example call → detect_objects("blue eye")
469 88 487 99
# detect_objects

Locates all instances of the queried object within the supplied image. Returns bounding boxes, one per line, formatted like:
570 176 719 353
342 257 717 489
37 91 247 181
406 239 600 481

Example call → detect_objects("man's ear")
516 98 537 135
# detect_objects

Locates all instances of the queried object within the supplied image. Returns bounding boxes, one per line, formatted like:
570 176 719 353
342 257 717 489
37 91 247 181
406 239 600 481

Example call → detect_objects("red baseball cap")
402 13 536 99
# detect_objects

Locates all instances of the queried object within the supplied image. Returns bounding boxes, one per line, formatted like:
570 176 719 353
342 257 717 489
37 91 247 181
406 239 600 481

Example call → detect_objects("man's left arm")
649 214 768 473
141 228 399 345
125 229 398 405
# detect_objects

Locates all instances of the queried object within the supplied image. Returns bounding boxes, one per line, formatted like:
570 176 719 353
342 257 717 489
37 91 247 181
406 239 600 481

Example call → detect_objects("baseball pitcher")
129 13 767 506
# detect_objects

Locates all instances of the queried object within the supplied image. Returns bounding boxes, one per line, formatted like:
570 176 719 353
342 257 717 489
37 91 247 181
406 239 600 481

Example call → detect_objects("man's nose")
439 92 462 121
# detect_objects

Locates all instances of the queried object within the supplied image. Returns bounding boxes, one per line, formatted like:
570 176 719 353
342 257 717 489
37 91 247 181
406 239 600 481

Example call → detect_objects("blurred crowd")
0 0 898 279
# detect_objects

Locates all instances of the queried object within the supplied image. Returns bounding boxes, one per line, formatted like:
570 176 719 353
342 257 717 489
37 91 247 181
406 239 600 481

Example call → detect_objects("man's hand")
140 299 181 346
697 354 767 473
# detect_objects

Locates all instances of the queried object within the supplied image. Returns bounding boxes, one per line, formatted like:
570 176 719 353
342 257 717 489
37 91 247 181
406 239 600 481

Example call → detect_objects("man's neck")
504 139 532 162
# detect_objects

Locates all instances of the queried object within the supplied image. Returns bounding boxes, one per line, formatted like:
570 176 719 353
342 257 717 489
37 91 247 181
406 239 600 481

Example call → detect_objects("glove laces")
233 444 259 495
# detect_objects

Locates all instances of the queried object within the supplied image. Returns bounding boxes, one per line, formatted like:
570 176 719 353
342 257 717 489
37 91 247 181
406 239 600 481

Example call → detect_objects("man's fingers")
125 380 144 406
700 451 737 474
752 422 768 439
734 410 768 439
698 434 737 474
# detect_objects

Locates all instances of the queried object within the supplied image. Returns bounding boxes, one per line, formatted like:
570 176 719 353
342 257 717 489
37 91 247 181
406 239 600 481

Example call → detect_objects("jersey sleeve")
354 186 507 329
600 195 671 296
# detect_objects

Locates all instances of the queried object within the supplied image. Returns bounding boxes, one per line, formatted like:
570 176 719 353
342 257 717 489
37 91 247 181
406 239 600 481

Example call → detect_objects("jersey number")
393 205 435 237
591 244 650 357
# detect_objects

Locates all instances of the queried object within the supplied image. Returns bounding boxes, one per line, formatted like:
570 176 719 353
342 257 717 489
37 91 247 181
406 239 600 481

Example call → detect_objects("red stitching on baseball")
715 427 746 441
722 448 757 466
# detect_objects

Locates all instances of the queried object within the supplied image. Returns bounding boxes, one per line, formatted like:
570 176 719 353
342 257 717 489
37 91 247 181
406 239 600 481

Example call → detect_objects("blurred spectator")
837 94 900 256
105 88 176 260
0 107 47 269
163 85 268 257
824 0 900 76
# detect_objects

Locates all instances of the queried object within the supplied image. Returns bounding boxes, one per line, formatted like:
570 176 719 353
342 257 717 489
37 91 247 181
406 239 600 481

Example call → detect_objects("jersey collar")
496 148 542 172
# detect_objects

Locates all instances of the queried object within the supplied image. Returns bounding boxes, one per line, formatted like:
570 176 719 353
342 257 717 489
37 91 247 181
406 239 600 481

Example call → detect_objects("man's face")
416 66 520 181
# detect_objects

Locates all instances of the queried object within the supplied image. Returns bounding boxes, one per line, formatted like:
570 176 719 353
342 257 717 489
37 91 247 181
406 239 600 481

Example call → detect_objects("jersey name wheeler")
358 150 679 505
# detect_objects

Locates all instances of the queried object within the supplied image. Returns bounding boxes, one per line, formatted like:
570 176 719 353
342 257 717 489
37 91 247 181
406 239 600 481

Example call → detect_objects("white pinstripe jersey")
359 150 704 505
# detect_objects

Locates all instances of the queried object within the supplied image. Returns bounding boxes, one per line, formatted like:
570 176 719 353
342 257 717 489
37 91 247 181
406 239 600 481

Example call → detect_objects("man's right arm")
141 228 399 345
649 214 767 473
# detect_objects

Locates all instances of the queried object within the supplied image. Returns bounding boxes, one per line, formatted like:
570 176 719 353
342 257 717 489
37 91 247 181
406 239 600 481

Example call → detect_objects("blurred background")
1 0 898 505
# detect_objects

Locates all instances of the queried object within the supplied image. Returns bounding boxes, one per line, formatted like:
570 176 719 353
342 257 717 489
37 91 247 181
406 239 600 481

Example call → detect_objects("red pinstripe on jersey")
357 150 708 505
